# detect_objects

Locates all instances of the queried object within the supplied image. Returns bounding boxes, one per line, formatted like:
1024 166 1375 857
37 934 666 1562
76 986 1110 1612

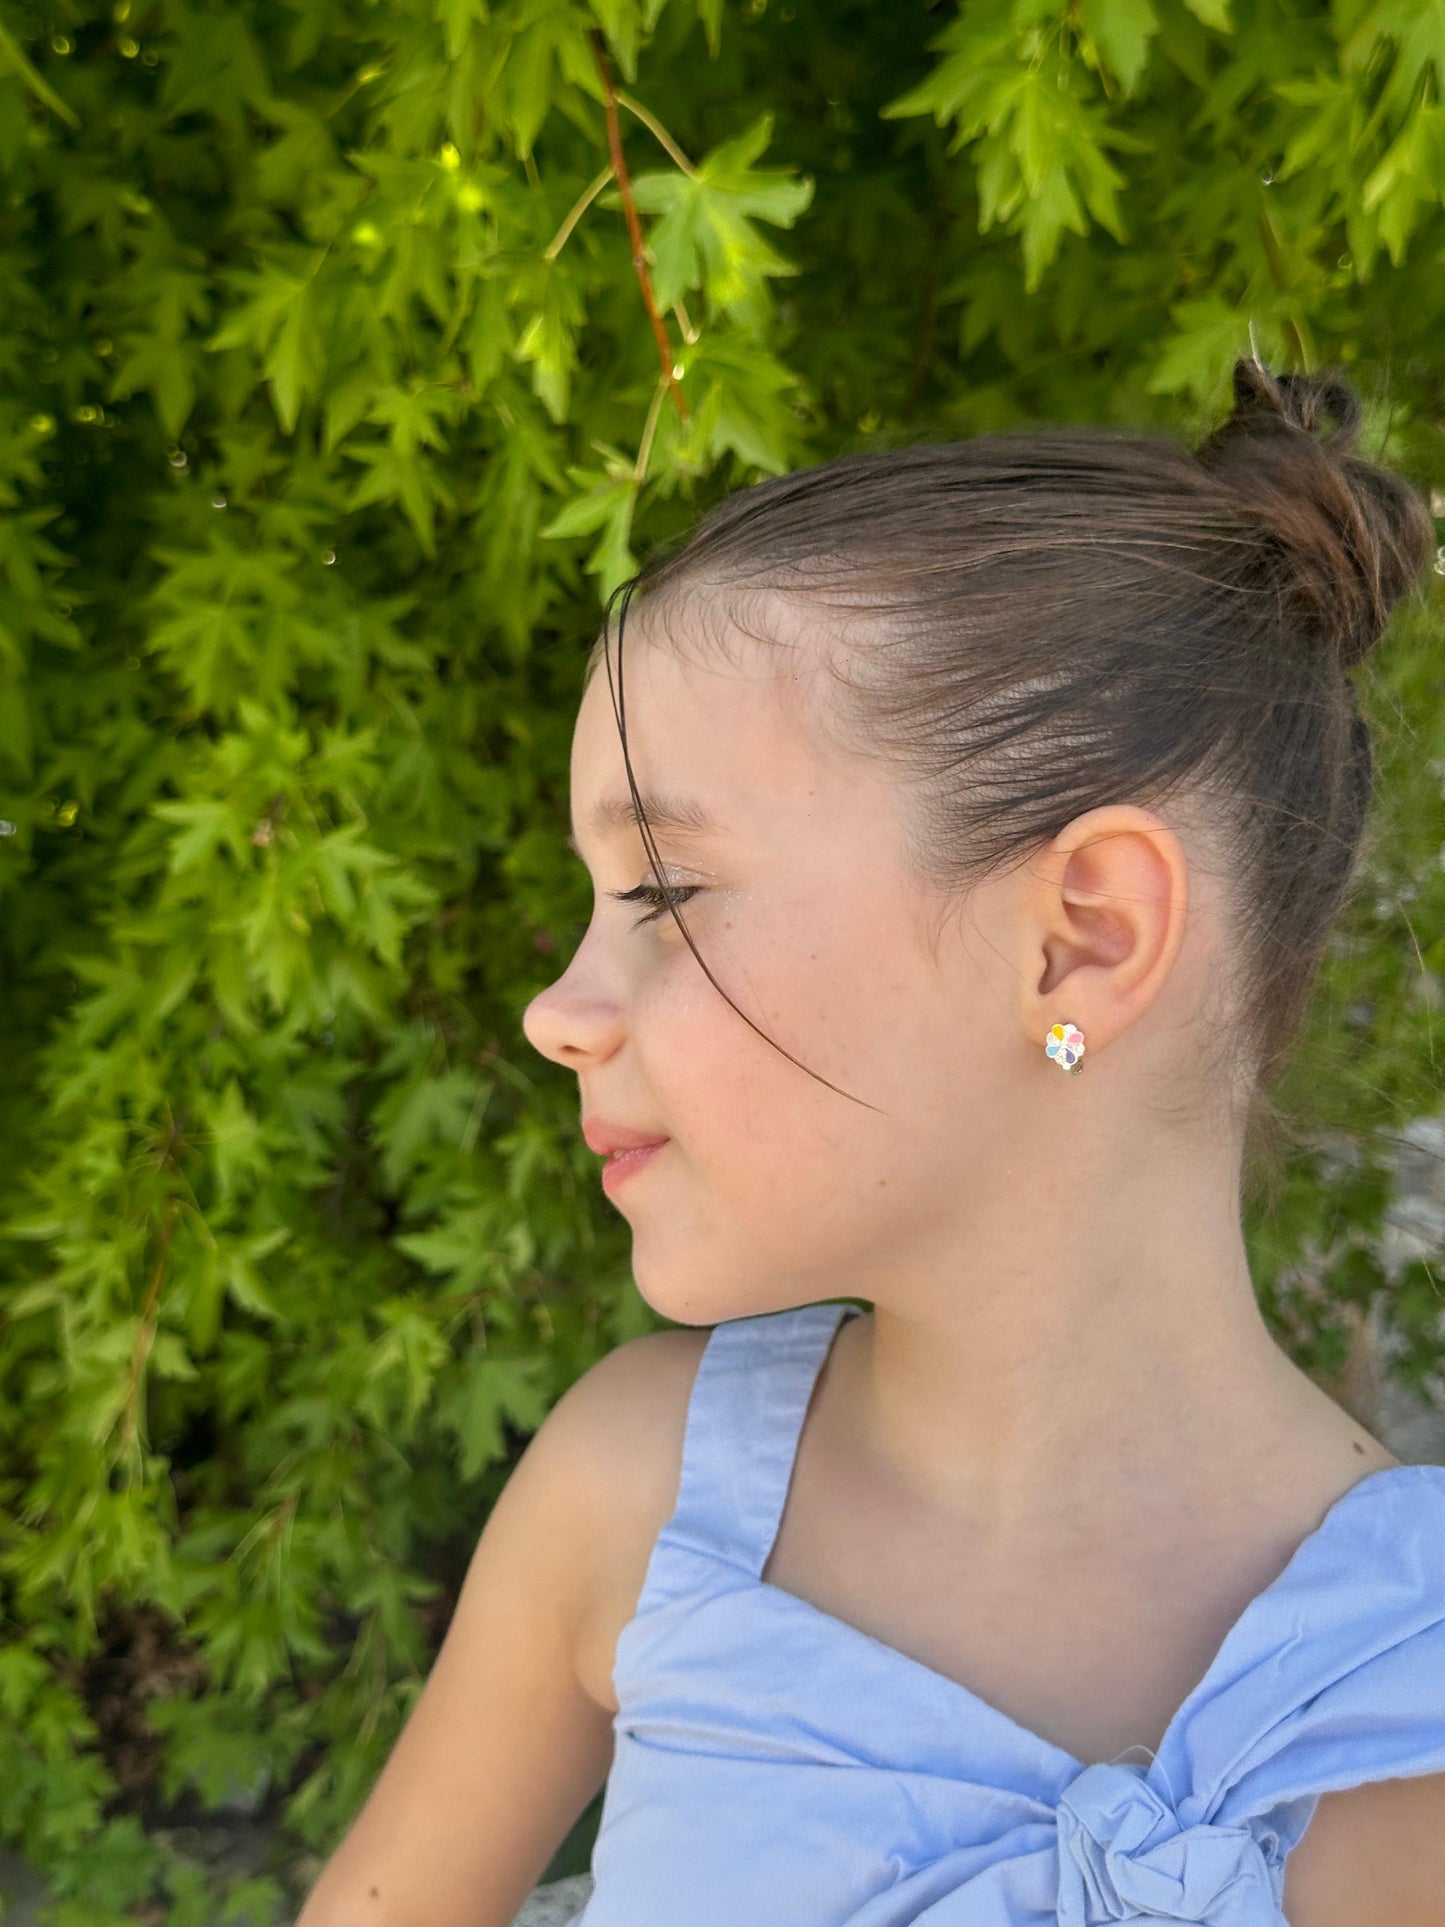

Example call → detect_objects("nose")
521 951 628 1071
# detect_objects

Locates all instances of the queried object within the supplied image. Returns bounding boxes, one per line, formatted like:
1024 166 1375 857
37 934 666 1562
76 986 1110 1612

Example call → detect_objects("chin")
631 1265 821 1331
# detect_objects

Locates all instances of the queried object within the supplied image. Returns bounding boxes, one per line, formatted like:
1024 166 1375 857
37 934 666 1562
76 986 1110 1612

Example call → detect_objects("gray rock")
513 1873 595 1925
0 1844 47 1926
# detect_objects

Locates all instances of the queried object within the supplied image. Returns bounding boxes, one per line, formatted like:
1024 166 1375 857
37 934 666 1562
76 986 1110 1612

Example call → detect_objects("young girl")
295 359 1445 1927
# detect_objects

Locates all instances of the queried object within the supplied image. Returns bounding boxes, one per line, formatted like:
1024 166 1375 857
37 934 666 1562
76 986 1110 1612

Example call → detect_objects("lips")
599 1139 667 1193
581 1117 670 1157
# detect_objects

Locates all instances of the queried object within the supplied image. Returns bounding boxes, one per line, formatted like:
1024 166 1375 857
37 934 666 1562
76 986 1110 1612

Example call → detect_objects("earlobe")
1024 806 1190 1058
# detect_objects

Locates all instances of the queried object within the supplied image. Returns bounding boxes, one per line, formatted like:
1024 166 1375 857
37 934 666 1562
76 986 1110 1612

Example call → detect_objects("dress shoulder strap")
660 1299 860 1581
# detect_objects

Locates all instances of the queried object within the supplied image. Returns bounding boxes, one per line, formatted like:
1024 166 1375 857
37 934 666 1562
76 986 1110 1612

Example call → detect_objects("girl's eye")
608 882 701 928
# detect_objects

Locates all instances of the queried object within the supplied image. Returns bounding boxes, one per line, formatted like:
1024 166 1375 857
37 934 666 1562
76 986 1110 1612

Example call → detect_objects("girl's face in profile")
521 605 1035 1328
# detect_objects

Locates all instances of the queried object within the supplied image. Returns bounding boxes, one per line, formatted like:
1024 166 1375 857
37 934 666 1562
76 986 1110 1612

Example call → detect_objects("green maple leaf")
623 112 813 324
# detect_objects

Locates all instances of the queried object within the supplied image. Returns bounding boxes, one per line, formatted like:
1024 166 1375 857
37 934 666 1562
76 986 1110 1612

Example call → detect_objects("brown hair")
585 359 1433 1118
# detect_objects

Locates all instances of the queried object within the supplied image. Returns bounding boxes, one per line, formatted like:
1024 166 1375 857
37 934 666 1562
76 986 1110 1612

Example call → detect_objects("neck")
842 1121 1326 1540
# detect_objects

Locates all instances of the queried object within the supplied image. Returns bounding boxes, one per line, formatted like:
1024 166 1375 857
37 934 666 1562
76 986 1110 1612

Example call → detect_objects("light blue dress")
575 1300 1445 1925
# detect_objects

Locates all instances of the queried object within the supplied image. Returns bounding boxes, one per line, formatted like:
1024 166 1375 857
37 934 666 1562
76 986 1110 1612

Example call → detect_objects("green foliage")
0 0 1442 1916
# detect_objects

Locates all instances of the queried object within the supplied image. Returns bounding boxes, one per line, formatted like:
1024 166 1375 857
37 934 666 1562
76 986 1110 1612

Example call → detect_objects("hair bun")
1193 357 1433 669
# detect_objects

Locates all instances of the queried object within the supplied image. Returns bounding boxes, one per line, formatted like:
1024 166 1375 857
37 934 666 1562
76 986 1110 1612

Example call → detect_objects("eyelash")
608 883 701 927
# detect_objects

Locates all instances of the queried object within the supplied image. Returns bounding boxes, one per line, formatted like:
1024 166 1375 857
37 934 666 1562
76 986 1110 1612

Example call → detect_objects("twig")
117 1194 180 1469
545 164 615 260
616 90 698 176
588 29 689 422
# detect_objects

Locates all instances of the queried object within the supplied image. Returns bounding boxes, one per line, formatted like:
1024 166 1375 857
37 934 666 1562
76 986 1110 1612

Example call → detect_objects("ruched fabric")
1055 1762 1278 1925
575 1301 1445 1926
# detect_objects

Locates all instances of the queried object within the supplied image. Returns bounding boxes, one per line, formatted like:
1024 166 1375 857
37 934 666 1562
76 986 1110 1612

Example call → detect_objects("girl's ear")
1016 804 1190 1060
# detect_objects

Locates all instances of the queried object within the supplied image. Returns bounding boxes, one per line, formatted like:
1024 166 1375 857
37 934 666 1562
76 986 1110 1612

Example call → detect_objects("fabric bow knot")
1056 1761 1282 1926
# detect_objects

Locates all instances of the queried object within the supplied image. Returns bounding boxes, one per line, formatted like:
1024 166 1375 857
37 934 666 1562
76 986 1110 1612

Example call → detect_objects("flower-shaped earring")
1045 1021 1086 1076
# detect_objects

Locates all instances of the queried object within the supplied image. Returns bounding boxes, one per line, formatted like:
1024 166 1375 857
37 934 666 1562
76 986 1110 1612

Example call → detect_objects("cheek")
634 908 910 1174
624 916 787 1132
622 929 1009 1316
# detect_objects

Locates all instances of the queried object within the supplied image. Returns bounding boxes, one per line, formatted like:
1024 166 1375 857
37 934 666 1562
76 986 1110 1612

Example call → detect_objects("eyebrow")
566 792 720 857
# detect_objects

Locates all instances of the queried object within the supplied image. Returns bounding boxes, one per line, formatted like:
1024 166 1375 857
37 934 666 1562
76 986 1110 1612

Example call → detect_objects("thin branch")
615 89 699 176
545 163 615 260
634 368 670 483
543 96 697 261
589 29 689 422
0 20 80 128
116 1193 180 1472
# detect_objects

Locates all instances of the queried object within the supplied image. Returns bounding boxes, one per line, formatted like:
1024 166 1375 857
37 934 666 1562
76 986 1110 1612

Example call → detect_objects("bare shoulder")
289 1323 715 1927
1284 1769 1445 1927
551 1324 714 1713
